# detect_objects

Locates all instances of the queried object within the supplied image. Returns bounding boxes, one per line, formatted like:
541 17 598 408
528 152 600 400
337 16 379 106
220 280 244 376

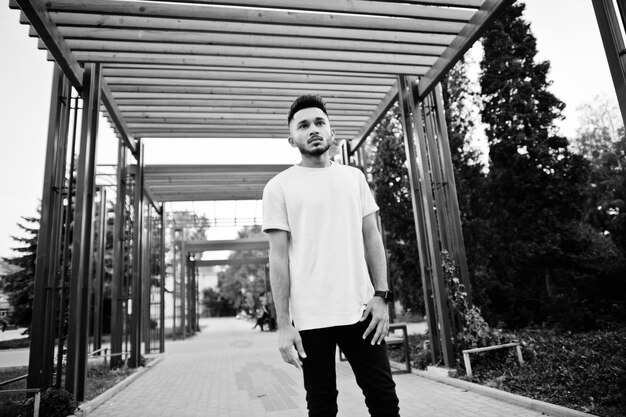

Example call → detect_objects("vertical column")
110 140 127 368
93 187 107 354
129 140 144 367
593 0 626 127
171 227 178 340
180 240 187 339
141 204 152 352
159 204 166 353
433 85 471 294
66 63 102 400
398 76 454 367
397 75 442 364
27 65 71 390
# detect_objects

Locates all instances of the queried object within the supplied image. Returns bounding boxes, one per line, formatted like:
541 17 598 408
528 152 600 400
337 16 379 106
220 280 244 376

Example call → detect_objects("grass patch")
401 326 626 417
0 338 30 350
84 362 138 401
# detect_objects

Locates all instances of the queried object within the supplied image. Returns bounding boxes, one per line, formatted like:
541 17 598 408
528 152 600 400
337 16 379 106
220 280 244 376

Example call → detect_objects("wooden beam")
63 39 438 67
13 0 83 89
134 0 476 20
107 86 386 99
349 82 399 150
417 0 514 99
195 258 269 267
185 238 269 252
44 0 467 33
69 52 430 75
112 94 383 105
101 82 136 154
104 78 393 93
58 27 447 56
123 115 369 122
101 68 396 85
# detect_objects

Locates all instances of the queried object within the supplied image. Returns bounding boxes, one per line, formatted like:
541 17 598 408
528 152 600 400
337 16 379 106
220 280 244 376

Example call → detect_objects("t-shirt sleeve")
262 178 290 233
358 171 379 217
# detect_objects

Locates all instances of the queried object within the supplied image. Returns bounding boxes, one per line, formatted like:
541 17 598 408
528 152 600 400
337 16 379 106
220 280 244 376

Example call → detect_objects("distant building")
0 292 10 321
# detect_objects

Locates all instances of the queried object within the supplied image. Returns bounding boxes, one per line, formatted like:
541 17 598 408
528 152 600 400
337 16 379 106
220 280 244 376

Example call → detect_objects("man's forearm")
269 257 292 328
364 230 389 291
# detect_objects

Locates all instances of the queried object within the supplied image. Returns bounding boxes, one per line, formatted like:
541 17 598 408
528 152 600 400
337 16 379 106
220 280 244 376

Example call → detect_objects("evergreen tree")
479 2 599 328
369 104 424 314
1 215 39 329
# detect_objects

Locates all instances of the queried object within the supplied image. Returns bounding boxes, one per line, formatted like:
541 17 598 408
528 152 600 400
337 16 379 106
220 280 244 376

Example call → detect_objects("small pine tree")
1 215 39 329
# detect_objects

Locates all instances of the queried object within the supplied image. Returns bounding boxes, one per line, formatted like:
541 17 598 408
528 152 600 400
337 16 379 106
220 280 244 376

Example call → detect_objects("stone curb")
389 360 597 417
69 355 165 417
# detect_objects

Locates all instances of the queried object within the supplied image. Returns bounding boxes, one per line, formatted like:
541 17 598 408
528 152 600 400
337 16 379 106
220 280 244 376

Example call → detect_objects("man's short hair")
287 94 329 126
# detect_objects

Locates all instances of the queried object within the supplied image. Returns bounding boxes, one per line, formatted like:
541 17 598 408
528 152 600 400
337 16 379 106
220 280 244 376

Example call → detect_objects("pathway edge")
389 360 597 417
70 355 165 417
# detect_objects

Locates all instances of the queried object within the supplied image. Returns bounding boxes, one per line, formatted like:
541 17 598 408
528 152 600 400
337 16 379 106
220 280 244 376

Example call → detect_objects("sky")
0 0 619 258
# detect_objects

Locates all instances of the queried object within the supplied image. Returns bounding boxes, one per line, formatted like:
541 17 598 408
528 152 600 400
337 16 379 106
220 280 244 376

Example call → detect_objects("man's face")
288 107 335 156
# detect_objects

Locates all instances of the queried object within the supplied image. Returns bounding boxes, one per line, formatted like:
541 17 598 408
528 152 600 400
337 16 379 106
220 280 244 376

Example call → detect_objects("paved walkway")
87 317 547 417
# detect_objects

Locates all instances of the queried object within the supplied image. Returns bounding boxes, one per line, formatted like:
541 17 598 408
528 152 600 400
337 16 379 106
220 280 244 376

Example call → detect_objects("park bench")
339 322 411 374
462 342 524 378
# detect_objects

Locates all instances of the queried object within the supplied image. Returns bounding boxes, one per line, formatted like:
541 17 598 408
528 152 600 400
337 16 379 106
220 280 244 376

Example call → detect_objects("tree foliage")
1 215 38 328
478 2 621 329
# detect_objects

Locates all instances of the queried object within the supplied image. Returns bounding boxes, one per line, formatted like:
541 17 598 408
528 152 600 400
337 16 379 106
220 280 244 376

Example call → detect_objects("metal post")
432 85 471 295
180 240 186 339
56 95 80 388
130 140 144 367
397 75 443 364
411 82 455 368
110 140 127 368
159 204 166 353
66 63 102 400
593 0 626 128
141 204 151 352
28 65 71 391
171 227 177 340
93 187 107 354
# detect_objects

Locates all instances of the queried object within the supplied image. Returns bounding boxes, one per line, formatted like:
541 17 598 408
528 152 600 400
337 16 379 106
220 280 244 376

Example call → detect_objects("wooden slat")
349 82 400 152
57 27 447 56
50 13 457 45
122 113 370 121
101 68 396 85
125 119 365 127
118 108 373 116
104 79 393 93
44 0 467 33
68 52 430 75
115 101 379 110
107 86 386 99
62 39 438 67
144 0 476 21
13 0 135 152
417 0 514 98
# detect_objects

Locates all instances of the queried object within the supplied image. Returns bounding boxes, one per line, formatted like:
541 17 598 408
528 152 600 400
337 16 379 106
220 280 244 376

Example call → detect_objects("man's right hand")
278 324 307 370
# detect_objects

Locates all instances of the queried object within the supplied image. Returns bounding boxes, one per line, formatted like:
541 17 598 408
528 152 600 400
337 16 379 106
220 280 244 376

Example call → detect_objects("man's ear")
287 136 295 147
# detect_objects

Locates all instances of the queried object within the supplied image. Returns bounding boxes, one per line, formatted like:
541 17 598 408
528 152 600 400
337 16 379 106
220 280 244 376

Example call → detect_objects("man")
262 94 401 417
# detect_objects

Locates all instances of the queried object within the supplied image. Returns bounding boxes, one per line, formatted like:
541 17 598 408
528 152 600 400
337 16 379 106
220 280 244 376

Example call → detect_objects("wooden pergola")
8 0 522 401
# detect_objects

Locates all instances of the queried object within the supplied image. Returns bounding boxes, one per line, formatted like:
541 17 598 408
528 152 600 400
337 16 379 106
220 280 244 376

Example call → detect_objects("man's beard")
297 141 331 156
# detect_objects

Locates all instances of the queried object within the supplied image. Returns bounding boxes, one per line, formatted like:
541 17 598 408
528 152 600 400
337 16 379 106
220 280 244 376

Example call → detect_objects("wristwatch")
374 290 394 303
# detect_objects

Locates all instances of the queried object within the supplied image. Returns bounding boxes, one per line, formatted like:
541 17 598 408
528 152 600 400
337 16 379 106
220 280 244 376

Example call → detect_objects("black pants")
299 318 400 417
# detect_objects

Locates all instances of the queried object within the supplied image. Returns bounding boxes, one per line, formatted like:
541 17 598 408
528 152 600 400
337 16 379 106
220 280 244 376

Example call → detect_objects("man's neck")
298 153 332 168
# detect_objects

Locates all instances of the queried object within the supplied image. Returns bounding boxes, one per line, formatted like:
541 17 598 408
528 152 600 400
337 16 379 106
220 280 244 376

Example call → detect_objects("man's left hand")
359 296 389 345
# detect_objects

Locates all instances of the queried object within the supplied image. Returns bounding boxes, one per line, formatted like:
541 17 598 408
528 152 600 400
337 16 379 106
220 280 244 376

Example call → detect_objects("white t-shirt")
262 162 379 330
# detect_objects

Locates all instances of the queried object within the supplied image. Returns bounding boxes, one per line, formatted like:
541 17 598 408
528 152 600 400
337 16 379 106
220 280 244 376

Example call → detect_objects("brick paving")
86 317 548 417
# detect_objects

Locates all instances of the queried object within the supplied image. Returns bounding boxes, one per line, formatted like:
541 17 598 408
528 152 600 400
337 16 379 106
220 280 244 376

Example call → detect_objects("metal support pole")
66 63 102 401
56 95 80 388
141 204 151 352
28 65 71 391
110 140 127 368
593 0 626 128
432 85 471 295
398 75 455 368
180 240 186 339
130 140 144 367
159 204 166 353
171 227 178 340
93 187 107 354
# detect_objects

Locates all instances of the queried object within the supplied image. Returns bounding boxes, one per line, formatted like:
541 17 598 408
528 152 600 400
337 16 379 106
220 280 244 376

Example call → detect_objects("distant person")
252 295 271 331
263 94 400 417
1 319 6 332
